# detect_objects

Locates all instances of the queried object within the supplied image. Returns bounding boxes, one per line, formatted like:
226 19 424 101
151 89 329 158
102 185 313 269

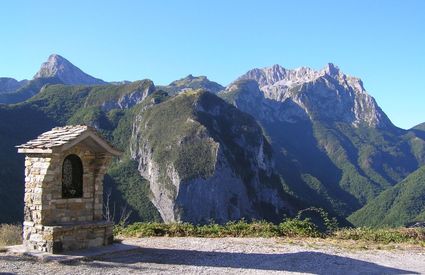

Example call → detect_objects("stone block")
88 238 104 247
29 233 43 242
34 224 44 230
69 203 84 211
23 221 35 227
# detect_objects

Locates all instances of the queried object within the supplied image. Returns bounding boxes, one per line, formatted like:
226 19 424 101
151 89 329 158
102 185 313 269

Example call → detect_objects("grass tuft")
0 224 22 251
332 227 425 244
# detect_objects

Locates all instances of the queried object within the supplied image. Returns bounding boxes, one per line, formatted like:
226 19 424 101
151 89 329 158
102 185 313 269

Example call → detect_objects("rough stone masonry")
17 125 121 253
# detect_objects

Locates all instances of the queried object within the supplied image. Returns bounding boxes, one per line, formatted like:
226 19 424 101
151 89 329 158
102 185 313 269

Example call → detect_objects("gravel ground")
1 237 425 274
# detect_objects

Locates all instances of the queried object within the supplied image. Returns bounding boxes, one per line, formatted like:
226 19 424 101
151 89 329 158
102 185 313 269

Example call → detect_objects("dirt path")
1 237 424 274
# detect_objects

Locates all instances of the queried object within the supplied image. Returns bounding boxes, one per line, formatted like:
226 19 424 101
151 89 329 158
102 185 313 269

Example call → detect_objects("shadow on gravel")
79 248 418 274
0 255 36 263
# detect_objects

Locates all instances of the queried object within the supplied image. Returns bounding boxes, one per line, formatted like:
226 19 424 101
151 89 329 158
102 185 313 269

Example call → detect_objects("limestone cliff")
130 90 294 223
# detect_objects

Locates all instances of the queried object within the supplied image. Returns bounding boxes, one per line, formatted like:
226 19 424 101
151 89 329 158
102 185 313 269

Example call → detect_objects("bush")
296 207 339 234
278 219 321 238
0 224 22 249
224 220 279 237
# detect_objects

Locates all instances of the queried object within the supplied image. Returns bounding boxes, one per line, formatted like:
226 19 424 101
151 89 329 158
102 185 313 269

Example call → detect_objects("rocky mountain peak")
47 53 65 63
232 64 394 129
322 63 340 77
33 54 107 85
237 63 348 91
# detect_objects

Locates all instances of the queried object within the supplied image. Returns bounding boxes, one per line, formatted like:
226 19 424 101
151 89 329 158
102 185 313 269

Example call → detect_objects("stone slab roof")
17 125 121 156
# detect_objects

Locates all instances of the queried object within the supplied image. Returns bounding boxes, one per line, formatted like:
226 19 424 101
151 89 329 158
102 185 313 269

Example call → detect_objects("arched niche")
62 154 83 198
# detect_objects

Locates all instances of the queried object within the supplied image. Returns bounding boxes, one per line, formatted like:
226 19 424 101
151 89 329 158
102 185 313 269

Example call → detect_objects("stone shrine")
17 125 121 253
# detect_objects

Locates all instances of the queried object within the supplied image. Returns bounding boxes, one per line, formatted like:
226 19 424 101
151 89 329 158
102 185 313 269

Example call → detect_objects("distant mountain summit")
235 63 393 129
0 77 28 93
413 122 425 132
33 54 107 85
0 54 107 104
160 74 224 95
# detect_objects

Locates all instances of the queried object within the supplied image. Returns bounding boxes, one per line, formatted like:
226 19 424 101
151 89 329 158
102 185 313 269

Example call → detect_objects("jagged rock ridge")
236 63 394 129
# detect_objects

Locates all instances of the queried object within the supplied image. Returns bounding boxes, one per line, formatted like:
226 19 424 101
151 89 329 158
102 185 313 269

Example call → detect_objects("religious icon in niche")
62 154 83 198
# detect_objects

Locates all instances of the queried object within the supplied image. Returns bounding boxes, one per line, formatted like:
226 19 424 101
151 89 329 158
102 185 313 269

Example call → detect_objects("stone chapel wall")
22 144 113 252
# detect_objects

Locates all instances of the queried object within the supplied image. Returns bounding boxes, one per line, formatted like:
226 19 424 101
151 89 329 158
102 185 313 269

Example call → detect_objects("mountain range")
0 54 424 227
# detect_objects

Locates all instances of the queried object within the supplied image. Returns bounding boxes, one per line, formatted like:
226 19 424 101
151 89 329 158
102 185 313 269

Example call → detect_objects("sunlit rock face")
34 54 107 85
130 91 294 224
235 63 394 129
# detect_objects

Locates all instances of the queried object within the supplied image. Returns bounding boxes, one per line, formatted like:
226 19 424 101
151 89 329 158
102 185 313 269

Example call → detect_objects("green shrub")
223 220 279 237
167 223 196 236
278 219 321 238
196 223 226 237
296 207 339 234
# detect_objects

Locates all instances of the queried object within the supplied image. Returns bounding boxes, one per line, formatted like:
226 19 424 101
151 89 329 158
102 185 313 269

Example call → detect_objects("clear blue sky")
1 0 424 129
